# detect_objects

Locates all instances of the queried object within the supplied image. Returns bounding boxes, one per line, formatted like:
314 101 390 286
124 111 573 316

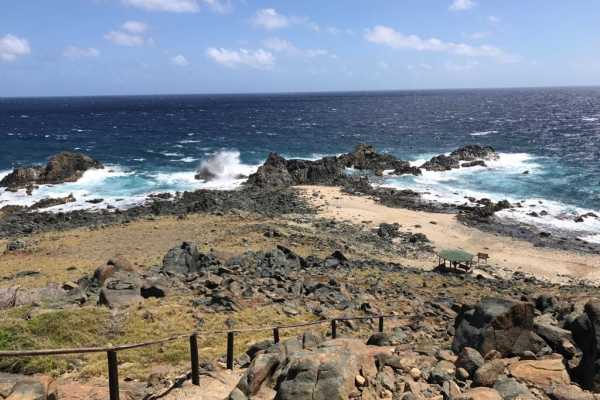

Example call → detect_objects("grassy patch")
0 307 110 375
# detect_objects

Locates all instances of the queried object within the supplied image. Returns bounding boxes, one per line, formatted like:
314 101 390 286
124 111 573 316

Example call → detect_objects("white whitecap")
470 130 498 136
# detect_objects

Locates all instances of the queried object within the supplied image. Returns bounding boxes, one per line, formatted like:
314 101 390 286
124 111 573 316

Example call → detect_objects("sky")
1 0 600 97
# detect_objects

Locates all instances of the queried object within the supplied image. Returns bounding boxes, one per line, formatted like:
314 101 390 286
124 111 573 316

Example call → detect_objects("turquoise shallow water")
1 88 599 241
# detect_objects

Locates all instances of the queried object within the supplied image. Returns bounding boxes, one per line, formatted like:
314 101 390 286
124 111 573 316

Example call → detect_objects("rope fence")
0 313 398 400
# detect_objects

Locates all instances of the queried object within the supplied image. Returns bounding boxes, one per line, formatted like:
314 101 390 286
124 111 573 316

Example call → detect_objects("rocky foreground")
2 229 600 399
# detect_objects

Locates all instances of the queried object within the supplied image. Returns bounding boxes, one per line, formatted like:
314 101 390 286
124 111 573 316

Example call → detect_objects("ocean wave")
195 150 259 184
581 234 600 244
382 152 600 238
582 117 598 122
179 140 202 144
160 152 184 157
470 130 498 136
171 157 199 163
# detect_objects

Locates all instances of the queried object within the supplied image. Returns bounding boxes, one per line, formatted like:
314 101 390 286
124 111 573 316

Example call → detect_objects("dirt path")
299 185 600 284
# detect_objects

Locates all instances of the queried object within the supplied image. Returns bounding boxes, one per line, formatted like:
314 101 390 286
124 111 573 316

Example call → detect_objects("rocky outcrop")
162 242 220 275
452 297 545 357
421 154 461 171
337 144 421 176
0 375 57 400
231 338 388 400
566 299 600 391
0 152 103 190
246 153 343 188
450 145 499 162
421 145 498 171
29 194 76 210
246 144 420 188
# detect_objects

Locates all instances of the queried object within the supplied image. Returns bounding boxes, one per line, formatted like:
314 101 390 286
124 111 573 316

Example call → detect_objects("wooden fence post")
190 334 200 386
331 319 337 339
273 327 280 344
378 316 384 333
107 350 120 400
226 332 234 370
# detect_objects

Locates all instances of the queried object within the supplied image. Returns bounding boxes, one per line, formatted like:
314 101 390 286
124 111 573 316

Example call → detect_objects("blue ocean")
1 88 600 243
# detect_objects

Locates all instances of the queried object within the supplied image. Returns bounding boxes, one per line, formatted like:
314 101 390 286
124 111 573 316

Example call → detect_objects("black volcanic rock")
246 144 420 188
450 145 499 161
337 144 421 176
420 154 461 172
421 145 498 171
0 152 103 189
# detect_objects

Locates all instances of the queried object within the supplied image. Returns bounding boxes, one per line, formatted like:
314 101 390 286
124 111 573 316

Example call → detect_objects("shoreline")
299 185 600 285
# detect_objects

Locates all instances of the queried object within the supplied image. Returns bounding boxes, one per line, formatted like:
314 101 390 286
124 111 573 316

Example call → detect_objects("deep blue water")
1 88 600 240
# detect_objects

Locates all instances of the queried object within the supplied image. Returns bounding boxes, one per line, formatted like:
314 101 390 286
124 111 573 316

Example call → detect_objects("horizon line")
2 84 600 100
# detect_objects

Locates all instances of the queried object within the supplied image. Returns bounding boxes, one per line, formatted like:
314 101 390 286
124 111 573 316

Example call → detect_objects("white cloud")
262 37 332 59
365 25 517 62
488 16 501 24
206 47 275 69
262 37 295 52
252 8 289 30
450 0 475 11
105 30 145 46
171 54 189 66
63 46 100 59
0 34 30 62
122 0 230 13
122 21 148 33
203 0 232 14
122 0 200 12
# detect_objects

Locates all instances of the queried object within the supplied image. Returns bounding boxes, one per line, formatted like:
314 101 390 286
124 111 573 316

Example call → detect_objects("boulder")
547 384 595 400
98 271 143 309
456 387 503 400
534 319 577 359
430 360 456 384
233 338 388 400
0 287 18 309
3 376 57 400
0 152 103 189
566 299 600 391
236 353 280 396
162 242 203 275
452 298 541 357
492 377 533 400
473 360 506 387
456 347 485 377
508 358 571 387
92 256 135 285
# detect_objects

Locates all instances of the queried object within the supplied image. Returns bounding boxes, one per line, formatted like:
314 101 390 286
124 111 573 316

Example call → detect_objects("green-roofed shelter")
437 249 474 273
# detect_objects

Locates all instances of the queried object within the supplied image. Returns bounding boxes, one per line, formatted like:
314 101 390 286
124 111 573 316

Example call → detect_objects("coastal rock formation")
246 144 420 188
420 145 498 171
0 152 103 190
337 143 421 176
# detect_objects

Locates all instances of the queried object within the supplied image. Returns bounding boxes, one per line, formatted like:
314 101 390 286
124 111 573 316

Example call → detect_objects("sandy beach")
299 185 600 284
